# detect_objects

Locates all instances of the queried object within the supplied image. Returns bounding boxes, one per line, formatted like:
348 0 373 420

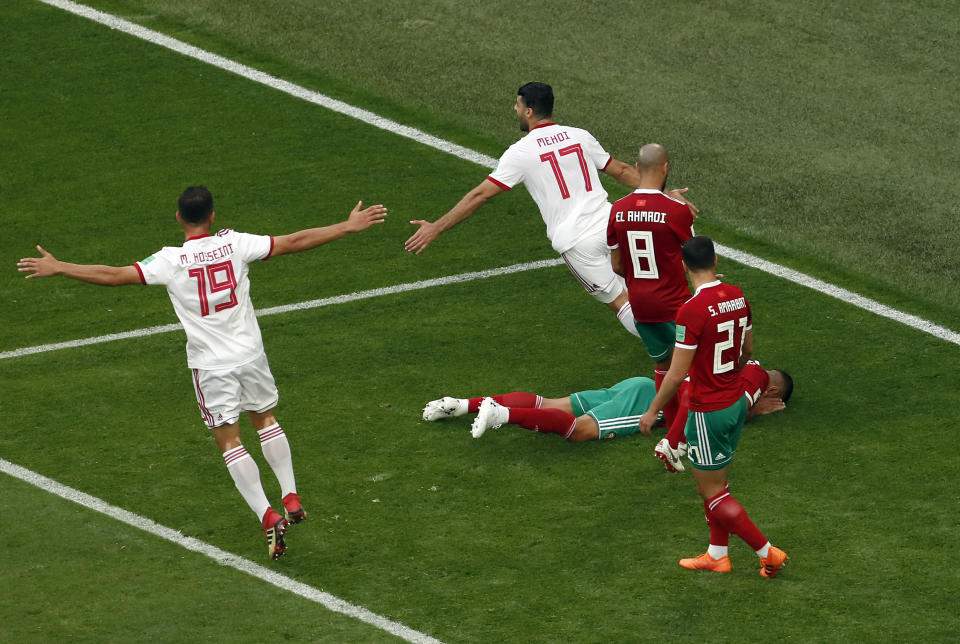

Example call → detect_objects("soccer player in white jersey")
405 82 697 338
18 186 387 560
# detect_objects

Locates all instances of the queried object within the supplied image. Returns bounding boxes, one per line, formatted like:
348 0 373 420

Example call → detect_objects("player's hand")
751 396 786 416
667 187 699 216
17 245 60 279
638 409 659 436
405 220 441 254
346 201 388 232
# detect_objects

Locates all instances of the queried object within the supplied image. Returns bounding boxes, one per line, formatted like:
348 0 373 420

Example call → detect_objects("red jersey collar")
530 121 556 131
185 233 213 242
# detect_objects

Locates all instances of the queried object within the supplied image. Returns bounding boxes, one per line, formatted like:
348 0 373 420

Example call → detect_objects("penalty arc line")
30 0 960 349
0 457 446 644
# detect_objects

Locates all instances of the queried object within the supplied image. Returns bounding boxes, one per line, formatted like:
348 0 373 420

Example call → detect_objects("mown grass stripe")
0 457 446 644
30 0 960 350
2 259 564 360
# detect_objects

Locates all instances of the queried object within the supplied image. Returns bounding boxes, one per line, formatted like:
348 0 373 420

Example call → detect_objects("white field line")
0 458 445 644
10 0 958 639
1 259 564 360
715 244 960 346
29 1 960 350
37 0 499 170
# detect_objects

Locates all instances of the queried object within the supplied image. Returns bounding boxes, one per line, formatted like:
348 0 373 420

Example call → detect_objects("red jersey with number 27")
675 281 752 411
606 189 695 321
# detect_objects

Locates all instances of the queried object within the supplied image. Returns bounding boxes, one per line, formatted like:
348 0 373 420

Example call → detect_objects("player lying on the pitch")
422 360 792 449
652 361 793 472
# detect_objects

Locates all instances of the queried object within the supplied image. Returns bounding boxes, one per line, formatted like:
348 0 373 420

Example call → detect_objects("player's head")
681 235 717 272
516 82 554 131
767 369 794 403
636 143 670 190
177 186 214 225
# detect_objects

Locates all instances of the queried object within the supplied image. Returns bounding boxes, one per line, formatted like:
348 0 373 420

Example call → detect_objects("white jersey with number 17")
487 122 612 254
134 229 274 370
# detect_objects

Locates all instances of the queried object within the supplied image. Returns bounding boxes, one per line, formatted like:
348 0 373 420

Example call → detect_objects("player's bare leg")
248 409 305 525
213 421 287 559
566 415 600 442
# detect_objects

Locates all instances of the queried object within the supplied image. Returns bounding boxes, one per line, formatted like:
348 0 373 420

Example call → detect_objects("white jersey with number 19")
134 229 274 370
487 122 612 254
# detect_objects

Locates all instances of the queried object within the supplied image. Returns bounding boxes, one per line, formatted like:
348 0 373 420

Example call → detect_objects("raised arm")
404 178 503 255
17 246 141 285
270 201 387 257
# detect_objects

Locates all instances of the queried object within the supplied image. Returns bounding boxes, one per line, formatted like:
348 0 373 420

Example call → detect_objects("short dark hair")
681 235 716 270
178 186 214 224
517 82 554 118
773 369 794 403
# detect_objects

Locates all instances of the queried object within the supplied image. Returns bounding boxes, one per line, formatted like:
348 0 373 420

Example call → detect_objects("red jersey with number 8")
675 281 752 411
606 189 695 322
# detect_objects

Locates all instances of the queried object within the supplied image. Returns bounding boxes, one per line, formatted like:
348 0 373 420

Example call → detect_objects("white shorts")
190 353 279 429
560 233 626 304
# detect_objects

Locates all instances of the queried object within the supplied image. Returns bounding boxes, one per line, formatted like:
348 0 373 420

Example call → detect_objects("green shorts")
633 320 676 361
685 397 748 470
570 377 657 440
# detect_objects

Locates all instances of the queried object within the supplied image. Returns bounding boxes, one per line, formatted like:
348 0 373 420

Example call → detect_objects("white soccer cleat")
471 397 509 438
422 397 466 421
654 438 686 472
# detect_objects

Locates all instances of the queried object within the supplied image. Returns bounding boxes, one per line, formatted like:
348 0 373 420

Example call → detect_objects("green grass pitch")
2 1 958 642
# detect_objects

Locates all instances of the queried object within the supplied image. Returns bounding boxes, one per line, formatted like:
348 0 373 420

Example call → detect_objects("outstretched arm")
604 159 700 215
603 159 643 189
404 178 503 254
18 246 141 285
271 201 387 257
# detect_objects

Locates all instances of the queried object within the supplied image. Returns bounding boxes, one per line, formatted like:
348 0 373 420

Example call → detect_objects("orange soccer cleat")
678 552 732 573
760 546 789 578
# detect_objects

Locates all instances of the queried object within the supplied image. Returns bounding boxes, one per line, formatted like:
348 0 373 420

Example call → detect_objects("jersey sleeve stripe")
132 262 146 285
601 155 612 172
486 176 511 191
263 236 275 261
676 342 697 350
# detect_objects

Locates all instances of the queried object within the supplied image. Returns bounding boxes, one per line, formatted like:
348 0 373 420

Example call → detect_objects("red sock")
666 404 687 449
654 369 680 429
703 495 729 547
507 407 577 437
707 489 767 551
665 386 690 449
468 392 540 413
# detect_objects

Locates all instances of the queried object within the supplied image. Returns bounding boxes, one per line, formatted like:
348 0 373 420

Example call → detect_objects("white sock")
258 424 297 497
755 541 772 558
223 445 270 521
453 398 469 416
708 544 729 559
616 301 641 338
